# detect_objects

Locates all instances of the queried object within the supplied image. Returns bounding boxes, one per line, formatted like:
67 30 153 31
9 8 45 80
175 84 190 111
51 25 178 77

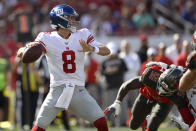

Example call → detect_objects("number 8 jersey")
35 28 102 88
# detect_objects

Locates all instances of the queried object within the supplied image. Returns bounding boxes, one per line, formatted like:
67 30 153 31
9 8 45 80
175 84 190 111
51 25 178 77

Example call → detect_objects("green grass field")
2 126 180 131
46 127 179 131
0 118 180 131
1 121 180 131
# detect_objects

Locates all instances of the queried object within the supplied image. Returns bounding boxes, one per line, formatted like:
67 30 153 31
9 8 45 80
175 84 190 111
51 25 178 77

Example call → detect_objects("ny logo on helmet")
56 8 64 15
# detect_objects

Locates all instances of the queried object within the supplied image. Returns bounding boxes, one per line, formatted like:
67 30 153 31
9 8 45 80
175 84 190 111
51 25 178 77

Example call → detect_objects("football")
22 43 43 63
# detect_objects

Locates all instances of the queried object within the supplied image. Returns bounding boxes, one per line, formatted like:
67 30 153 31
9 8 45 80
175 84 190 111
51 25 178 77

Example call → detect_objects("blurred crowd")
0 0 195 130
0 0 196 58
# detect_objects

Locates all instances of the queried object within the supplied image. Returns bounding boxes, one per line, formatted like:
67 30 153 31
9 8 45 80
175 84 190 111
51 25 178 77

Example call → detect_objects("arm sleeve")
186 51 196 69
82 28 102 47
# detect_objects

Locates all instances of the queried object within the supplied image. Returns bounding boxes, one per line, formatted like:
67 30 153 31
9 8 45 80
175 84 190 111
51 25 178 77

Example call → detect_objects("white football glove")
170 64 177 68
17 47 26 58
146 61 169 69
104 100 121 117
171 116 189 131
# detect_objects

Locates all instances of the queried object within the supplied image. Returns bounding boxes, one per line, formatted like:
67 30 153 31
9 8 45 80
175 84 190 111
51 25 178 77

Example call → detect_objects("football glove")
171 116 189 131
104 100 121 117
17 47 25 58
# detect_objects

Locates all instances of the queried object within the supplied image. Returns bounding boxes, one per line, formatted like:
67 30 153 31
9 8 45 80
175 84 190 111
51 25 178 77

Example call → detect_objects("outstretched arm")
179 69 196 92
116 76 143 102
78 39 110 56
104 77 143 117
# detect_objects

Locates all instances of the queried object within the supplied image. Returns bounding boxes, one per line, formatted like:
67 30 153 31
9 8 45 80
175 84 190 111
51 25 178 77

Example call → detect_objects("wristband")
93 46 99 53
115 100 121 104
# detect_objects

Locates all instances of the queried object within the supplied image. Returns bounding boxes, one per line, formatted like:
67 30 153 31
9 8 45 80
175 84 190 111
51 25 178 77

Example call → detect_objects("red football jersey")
139 65 173 104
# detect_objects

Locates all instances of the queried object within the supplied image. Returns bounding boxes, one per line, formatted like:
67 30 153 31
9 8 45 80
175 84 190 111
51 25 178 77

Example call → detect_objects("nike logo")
79 89 84 92
68 84 73 87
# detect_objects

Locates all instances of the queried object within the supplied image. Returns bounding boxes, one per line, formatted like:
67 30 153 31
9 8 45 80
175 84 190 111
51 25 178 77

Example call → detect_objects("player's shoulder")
36 31 57 42
140 65 162 79
77 28 89 33
140 65 162 86
145 65 162 73
76 28 91 36
37 31 55 38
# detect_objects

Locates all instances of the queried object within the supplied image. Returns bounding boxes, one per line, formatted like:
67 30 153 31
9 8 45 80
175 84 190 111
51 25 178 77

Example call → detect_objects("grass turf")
2 126 180 131
46 127 179 131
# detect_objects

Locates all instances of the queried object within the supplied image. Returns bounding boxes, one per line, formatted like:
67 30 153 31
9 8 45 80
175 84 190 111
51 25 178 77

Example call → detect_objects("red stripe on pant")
94 117 109 131
179 108 194 126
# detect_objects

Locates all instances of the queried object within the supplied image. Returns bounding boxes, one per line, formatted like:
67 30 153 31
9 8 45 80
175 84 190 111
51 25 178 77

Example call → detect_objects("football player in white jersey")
17 4 110 131
175 31 196 131
171 88 196 131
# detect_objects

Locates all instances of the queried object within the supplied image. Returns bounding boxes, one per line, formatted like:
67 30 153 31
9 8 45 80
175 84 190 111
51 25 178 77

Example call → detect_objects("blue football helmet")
49 4 79 32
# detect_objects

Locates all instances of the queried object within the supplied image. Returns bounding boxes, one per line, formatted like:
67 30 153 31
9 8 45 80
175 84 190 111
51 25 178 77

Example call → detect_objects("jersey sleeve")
34 32 47 53
81 28 102 47
186 51 196 69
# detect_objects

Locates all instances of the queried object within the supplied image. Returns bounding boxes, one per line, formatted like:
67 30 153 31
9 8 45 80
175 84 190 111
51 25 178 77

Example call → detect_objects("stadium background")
0 0 195 130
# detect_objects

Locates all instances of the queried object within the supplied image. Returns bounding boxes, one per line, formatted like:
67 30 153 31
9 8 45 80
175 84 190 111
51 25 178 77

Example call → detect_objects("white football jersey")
35 28 101 87
186 88 196 118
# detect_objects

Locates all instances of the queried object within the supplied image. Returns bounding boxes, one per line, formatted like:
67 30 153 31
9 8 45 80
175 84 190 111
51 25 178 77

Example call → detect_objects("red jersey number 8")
62 50 76 73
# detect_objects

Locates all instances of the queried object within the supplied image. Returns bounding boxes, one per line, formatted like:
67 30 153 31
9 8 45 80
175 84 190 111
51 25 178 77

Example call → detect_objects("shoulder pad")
140 66 162 88
78 28 89 35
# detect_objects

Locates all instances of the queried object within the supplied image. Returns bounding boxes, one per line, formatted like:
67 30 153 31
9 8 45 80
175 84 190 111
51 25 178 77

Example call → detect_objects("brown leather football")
22 44 43 63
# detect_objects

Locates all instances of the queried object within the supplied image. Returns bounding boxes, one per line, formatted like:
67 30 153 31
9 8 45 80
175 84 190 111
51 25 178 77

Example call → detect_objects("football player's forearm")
97 45 110 56
116 77 142 102
179 69 196 92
